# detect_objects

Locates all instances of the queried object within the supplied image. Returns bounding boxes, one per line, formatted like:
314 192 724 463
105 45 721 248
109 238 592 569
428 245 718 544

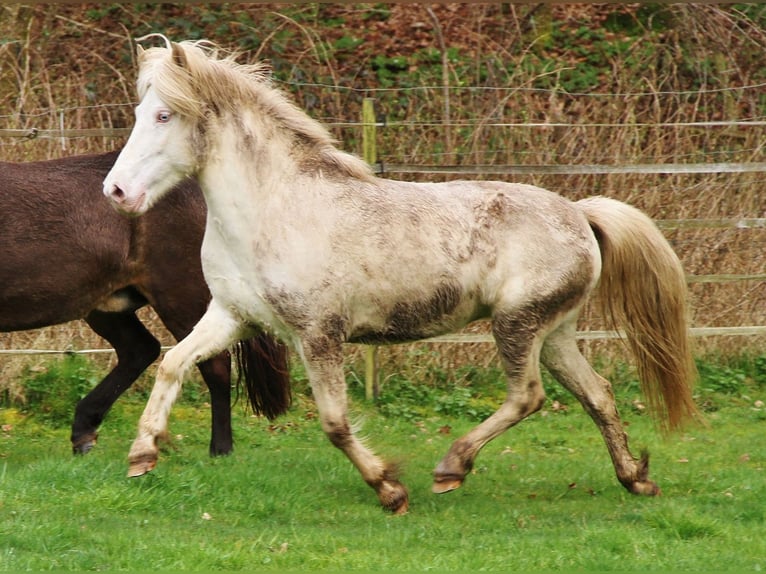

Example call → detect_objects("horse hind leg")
433 310 547 493
540 319 660 495
195 355 233 456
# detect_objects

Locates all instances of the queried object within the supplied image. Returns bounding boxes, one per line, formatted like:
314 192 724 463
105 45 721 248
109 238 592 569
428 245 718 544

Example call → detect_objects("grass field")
1 355 764 571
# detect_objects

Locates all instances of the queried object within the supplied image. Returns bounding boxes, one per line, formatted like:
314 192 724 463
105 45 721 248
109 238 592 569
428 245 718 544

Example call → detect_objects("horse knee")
156 354 185 383
530 379 546 409
516 379 546 417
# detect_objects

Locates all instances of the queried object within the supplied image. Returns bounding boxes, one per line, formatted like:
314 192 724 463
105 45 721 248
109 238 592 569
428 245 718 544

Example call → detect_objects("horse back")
240 178 600 344
0 152 211 336
0 152 134 330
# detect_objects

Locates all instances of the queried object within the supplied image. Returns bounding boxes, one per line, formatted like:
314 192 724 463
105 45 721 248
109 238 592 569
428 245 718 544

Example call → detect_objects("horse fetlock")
616 451 660 495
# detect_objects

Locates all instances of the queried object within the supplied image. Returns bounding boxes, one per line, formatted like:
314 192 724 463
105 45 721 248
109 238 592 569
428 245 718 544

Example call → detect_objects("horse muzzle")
103 180 147 215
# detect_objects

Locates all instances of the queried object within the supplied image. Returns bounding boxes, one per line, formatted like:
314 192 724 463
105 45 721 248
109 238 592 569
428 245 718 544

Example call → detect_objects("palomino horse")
1 151 290 455
104 39 698 514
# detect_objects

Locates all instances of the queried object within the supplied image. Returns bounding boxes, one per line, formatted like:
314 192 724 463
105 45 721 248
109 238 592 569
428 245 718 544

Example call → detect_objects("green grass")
1 356 765 571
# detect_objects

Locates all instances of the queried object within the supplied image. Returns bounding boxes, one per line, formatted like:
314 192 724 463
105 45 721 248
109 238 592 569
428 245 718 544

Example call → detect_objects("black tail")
233 332 291 420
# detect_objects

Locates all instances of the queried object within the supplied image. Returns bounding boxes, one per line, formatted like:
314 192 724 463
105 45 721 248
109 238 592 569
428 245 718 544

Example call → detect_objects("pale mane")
137 40 373 181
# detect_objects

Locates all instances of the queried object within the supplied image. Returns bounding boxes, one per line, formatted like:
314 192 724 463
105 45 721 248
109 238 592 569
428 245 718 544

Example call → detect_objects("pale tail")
578 196 699 431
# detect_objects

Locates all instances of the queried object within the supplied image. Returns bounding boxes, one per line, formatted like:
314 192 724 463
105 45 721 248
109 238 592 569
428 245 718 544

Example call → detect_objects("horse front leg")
74 310 160 454
298 335 409 514
128 300 245 477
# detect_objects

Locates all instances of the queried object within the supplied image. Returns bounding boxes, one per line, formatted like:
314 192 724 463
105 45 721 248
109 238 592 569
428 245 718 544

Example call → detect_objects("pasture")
0 4 764 571
1 355 764 571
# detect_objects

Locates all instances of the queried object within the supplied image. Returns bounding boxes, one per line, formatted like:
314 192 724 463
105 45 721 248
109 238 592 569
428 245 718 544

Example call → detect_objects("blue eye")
157 111 171 123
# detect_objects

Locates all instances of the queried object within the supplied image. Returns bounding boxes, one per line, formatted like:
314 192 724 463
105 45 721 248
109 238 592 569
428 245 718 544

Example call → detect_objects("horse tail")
233 332 291 420
577 196 699 432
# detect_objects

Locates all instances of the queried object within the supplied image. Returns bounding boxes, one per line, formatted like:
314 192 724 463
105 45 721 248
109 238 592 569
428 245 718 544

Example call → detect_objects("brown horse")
0 151 290 455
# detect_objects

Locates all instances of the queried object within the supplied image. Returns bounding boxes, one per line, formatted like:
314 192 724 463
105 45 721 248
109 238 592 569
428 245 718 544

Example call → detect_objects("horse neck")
198 119 301 217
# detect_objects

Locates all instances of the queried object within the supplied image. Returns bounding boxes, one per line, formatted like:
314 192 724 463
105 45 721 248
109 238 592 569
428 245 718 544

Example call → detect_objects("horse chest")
203 268 292 340
200 226 281 325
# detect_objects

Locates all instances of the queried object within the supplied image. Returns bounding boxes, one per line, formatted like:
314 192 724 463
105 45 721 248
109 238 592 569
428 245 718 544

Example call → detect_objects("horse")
0 150 290 456
103 38 698 514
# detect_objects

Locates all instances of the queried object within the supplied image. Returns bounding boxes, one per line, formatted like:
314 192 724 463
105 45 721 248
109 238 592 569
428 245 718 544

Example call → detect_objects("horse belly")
0 270 121 331
346 281 487 344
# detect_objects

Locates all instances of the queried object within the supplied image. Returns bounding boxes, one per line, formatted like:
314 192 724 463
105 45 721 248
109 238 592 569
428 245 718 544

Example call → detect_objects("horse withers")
104 38 698 514
0 151 290 456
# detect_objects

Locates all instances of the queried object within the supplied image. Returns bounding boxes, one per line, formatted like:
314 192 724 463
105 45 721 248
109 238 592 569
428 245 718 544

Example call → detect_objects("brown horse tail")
577 196 699 432
233 332 291 420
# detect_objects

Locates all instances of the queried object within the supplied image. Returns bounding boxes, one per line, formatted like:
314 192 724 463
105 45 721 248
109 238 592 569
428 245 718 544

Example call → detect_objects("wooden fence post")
362 97 379 401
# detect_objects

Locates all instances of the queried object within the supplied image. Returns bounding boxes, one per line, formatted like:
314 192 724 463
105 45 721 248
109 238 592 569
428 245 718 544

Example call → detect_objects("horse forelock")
137 40 373 181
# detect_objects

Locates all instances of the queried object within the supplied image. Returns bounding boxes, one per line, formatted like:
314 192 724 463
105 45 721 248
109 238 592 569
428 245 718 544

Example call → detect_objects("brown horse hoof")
127 454 157 478
432 475 464 494
72 433 98 455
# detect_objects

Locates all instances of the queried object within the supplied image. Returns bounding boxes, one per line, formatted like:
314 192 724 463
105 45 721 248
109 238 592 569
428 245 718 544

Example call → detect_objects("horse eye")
157 111 171 123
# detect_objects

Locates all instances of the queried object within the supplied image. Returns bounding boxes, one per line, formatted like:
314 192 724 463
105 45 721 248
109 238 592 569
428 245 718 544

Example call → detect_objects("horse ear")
171 42 188 69
136 44 144 58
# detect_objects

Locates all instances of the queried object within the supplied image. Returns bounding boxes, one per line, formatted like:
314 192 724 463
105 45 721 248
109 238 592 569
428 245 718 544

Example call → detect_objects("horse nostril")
111 185 125 201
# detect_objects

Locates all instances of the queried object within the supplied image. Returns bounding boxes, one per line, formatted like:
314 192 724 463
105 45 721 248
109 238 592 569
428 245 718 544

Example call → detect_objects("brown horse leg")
540 320 660 495
299 335 409 514
72 310 160 454
195 355 233 456
433 312 546 493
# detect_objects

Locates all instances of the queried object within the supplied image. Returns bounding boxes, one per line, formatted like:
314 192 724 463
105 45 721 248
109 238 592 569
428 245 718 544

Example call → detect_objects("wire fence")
1 97 764 358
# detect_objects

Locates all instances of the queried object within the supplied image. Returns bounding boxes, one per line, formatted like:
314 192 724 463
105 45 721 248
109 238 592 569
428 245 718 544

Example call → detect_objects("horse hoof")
392 498 409 515
432 476 463 494
72 434 98 455
629 481 661 496
378 481 409 515
73 440 96 456
127 455 157 478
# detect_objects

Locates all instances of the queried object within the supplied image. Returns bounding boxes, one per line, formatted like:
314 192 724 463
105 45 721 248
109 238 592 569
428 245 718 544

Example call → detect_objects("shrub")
19 355 98 427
